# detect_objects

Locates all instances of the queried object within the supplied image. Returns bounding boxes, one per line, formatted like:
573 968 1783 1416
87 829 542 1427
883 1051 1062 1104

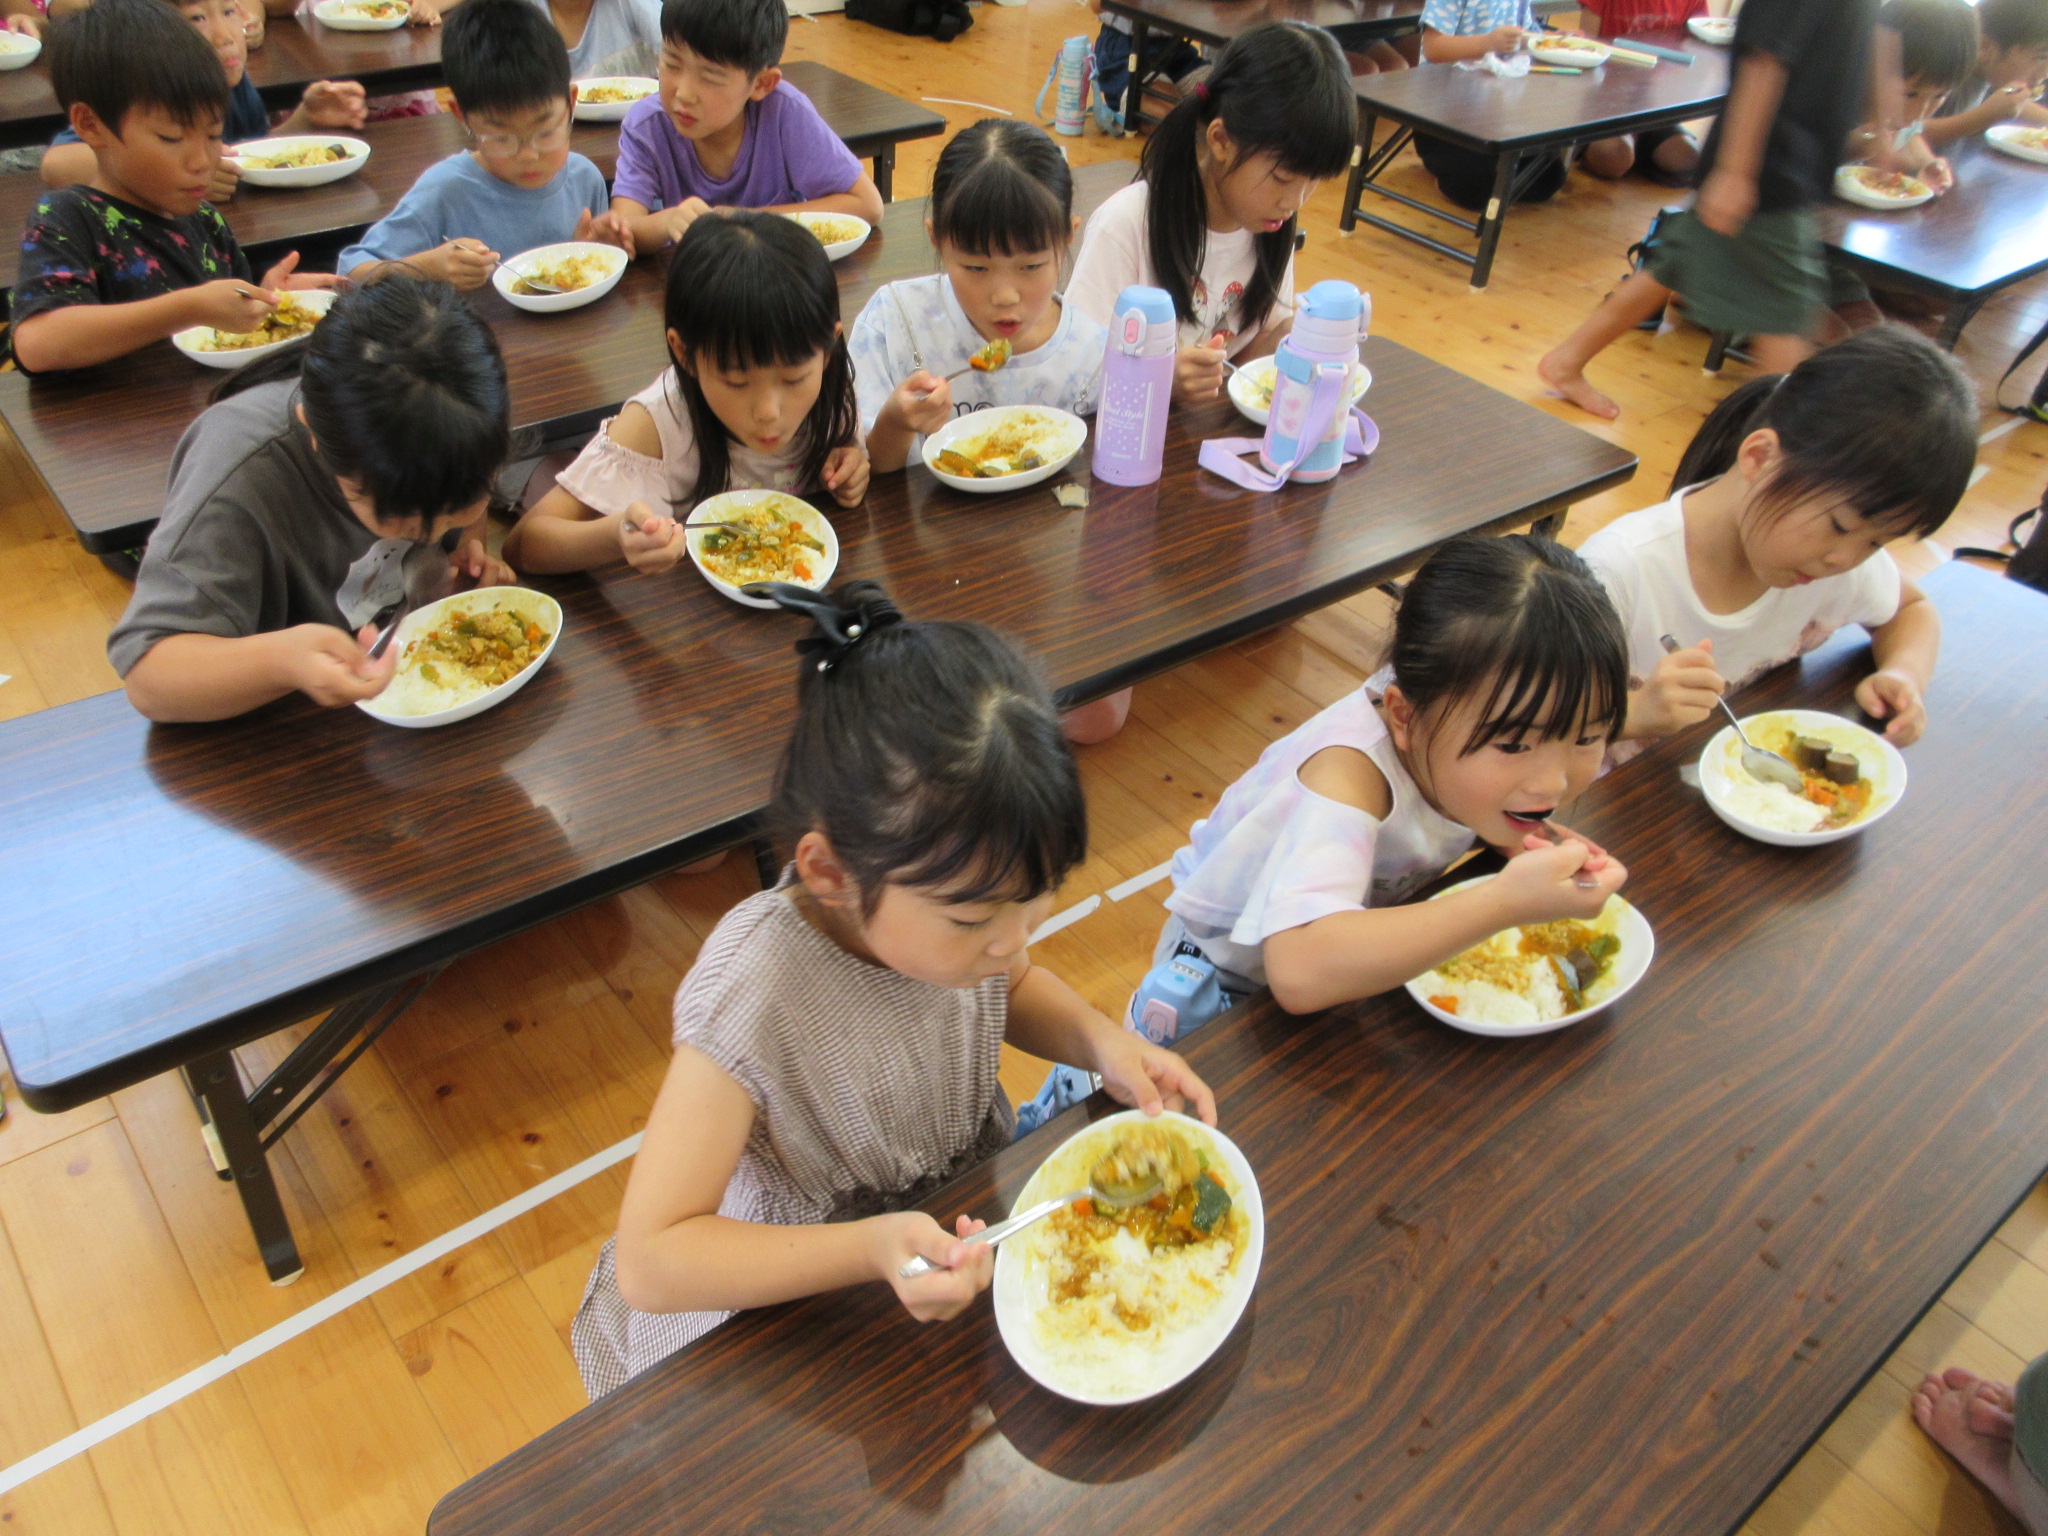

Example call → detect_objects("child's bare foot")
1536 349 1620 420
1913 1366 2026 1520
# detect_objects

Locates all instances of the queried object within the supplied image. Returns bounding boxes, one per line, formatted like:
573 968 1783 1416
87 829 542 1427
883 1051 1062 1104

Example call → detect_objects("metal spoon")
939 339 1012 385
1533 816 1604 890
364 600 408 662
1658 633 1804 791
897 1170 1163 1280
499 261 569 295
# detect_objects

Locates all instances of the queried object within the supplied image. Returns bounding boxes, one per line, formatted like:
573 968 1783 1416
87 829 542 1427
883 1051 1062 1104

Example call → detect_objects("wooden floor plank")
89 1378 310 1536
0 1217 118 1535
398 1277 588 1479
0 1065 114 1168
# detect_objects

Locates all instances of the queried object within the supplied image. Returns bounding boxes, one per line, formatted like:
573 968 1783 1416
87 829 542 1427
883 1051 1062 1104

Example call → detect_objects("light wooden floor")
1 6 2045 1531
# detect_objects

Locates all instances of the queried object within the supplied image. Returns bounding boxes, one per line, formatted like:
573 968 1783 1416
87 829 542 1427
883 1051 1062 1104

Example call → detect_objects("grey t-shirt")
530 0 660 79
106 380 449 677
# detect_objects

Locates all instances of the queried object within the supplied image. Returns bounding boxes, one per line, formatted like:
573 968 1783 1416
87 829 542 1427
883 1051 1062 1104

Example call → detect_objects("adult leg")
1537 269 1674 420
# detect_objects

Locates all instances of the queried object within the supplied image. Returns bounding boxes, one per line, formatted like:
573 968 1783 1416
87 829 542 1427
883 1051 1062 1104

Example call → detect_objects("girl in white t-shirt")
504 210 867 575
1020 534 1633 1121
853 118 1106 474
1579 327 1975 758
1064 20 1356 404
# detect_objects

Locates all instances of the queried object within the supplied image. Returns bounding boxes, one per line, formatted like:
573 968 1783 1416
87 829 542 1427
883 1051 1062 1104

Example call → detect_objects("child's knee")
1580 136 1635 180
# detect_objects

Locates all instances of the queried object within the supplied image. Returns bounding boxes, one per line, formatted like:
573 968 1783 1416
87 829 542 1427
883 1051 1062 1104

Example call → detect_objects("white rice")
1413 900 1624 1027
1709 714 1884 833
1715 774 1829 833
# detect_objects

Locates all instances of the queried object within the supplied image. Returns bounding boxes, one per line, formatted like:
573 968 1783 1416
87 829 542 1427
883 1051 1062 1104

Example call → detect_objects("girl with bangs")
1064 20 1357 403
1024 534 1632 1125
1580 327 1969 758
504 210 865 575
572 581 1214 1398
851 117 1105 477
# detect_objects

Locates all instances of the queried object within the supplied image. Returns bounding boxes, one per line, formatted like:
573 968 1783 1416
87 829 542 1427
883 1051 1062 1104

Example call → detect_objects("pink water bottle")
1091 285 1175 487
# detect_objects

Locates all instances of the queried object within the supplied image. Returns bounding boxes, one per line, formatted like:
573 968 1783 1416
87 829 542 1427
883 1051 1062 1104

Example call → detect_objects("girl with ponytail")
571 580 1214 1399
1063 20 1355 403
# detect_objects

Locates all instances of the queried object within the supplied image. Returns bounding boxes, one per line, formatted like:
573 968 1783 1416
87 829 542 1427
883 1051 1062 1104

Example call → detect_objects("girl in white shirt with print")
505 210 867 575
1579 327 1972 756
1063 21 1355 405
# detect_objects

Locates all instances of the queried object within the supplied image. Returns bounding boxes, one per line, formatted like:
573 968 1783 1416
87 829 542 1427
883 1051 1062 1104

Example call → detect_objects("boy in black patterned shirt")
8 0 338 374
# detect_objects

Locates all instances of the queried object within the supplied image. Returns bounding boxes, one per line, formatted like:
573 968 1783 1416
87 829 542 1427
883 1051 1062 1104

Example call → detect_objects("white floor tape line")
1030 894 1100 943
1981 416 2026 446
0 1132 643 1497
1106 861 1173 904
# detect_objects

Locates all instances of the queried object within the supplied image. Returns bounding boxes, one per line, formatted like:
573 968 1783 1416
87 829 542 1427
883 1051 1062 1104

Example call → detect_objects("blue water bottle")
1261 280 1371 485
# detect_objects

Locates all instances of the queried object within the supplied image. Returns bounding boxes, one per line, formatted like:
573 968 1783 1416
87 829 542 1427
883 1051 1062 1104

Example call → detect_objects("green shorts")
1645 207 1826 339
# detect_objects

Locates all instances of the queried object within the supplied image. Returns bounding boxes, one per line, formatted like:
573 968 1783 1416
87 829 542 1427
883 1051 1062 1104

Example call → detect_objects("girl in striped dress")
572 580 1215 1398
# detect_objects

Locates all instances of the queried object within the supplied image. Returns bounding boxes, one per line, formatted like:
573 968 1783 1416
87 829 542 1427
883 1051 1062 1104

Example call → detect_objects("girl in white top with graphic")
1063 21 1355 404
571 581 1214 1398
1579 327 1970 760
504 210 867 575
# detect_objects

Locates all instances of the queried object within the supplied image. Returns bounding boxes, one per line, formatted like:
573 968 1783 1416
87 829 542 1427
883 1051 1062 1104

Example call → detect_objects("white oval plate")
1698 707 1906 847
921 406 1088 494
358 587 562 729
994 1110 1263 1406
685 490 839 609
1834 164 1934 209
1226 356 1372 428
172 289 337 370
1686 15 1734 44
572 76 658 122
1529 36 1611 66
1986 124 2048 166
1405 875 1653 1038
231 135 371 189
313 0 409 28
492 241 629 314
784 210 871 261
0 32 41 69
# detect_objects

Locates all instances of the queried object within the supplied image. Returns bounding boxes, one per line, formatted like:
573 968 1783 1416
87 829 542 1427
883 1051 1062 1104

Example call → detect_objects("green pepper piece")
1189 1171 1231 1235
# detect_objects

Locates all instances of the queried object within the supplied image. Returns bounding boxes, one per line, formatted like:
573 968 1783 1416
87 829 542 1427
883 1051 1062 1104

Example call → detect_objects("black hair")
1979 0 2048 51
219 275 511 530
49 0 228 134
1883 0 1979 88
764 581 1087 911
664 211 856 503
1670 326 1976 540
442 0 572 119
660 0 784 75
928 118 1074 258
1391 534 1630 755
1138 22 1353 337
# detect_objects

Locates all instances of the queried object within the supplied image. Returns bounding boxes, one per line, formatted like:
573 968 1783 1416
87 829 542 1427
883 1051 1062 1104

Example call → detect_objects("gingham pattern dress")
571 884 1015 1398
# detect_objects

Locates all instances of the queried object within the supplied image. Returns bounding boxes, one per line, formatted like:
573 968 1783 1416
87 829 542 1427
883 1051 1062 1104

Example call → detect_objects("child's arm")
1621 638 1724 741
1694 47 1788 235
38 141 96 190
1002 957 1219 1125
610 195 715 254
612 1045 993 1319
866 373 954 474
1855 575 1938 744
11 281 283 373
1898 132 1953 193
1924 84 2048 146
0 0 41 37
123 625 398 722
503 403 688 574
769 171 885 231
1419 24 1527 62
1259 744 1625 1014
274 80 369 136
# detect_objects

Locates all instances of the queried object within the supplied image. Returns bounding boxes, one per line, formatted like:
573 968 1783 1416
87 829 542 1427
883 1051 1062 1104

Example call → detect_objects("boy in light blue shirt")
340 0 632 287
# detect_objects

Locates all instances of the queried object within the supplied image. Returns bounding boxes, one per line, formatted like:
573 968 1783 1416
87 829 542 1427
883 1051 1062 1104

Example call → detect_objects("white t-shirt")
1164 671 1476 986
1064 180 1294 357
1578 487 1903 753
553 372 810 517
847 272 1106 447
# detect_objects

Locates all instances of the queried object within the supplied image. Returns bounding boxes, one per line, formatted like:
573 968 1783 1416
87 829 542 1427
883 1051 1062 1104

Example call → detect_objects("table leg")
1935 296 1983 350
1469 151 1519 291
1703 330 1732 373
185 1051 304 1285
1341 113 1377 234
1127 18 1153 133
873 147 893 206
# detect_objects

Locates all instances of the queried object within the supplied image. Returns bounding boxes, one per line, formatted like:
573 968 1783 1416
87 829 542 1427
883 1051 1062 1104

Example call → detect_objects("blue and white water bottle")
1261 280 1371 486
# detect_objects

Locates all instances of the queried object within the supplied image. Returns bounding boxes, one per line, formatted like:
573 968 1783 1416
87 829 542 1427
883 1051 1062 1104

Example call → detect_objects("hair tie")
1195 80 1210 102
749 581 904 671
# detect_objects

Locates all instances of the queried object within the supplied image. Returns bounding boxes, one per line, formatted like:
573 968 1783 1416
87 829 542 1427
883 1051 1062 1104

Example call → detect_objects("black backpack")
846 0 972 41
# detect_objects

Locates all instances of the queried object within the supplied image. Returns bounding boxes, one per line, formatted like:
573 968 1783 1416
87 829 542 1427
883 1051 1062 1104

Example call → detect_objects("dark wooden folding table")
0 326 1634 1283
1342 30 1727 288
427 561 2048 1536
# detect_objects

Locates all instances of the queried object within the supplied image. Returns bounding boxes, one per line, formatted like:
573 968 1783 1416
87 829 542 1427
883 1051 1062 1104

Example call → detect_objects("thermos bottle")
1092 285 1175 487
1261 279 1371 485
1034 36 1095 137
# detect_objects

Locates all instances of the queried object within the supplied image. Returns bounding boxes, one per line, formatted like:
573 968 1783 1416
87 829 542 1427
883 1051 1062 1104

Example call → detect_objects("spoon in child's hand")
897 1165 1164 1280
1531 817 1605 890
937 337 1013 385
1657 633 1805 791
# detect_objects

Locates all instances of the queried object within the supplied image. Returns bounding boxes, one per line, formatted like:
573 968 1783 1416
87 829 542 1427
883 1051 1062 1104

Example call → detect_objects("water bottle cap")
1301 280 1364 321
1111 284 1177 358
1113 285 1176 326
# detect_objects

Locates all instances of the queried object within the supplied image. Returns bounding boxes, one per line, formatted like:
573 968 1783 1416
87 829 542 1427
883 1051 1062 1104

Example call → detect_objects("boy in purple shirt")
611 0 883 252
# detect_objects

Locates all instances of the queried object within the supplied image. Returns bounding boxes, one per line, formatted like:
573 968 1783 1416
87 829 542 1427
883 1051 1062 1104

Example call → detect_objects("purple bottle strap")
1199 367 1380 492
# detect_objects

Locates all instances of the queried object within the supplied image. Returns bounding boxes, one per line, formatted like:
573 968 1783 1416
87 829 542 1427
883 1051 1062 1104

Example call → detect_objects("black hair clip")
745 580 903 672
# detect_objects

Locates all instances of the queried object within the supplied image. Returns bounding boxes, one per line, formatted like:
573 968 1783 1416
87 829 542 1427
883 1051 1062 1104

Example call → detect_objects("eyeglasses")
467 120 572 158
